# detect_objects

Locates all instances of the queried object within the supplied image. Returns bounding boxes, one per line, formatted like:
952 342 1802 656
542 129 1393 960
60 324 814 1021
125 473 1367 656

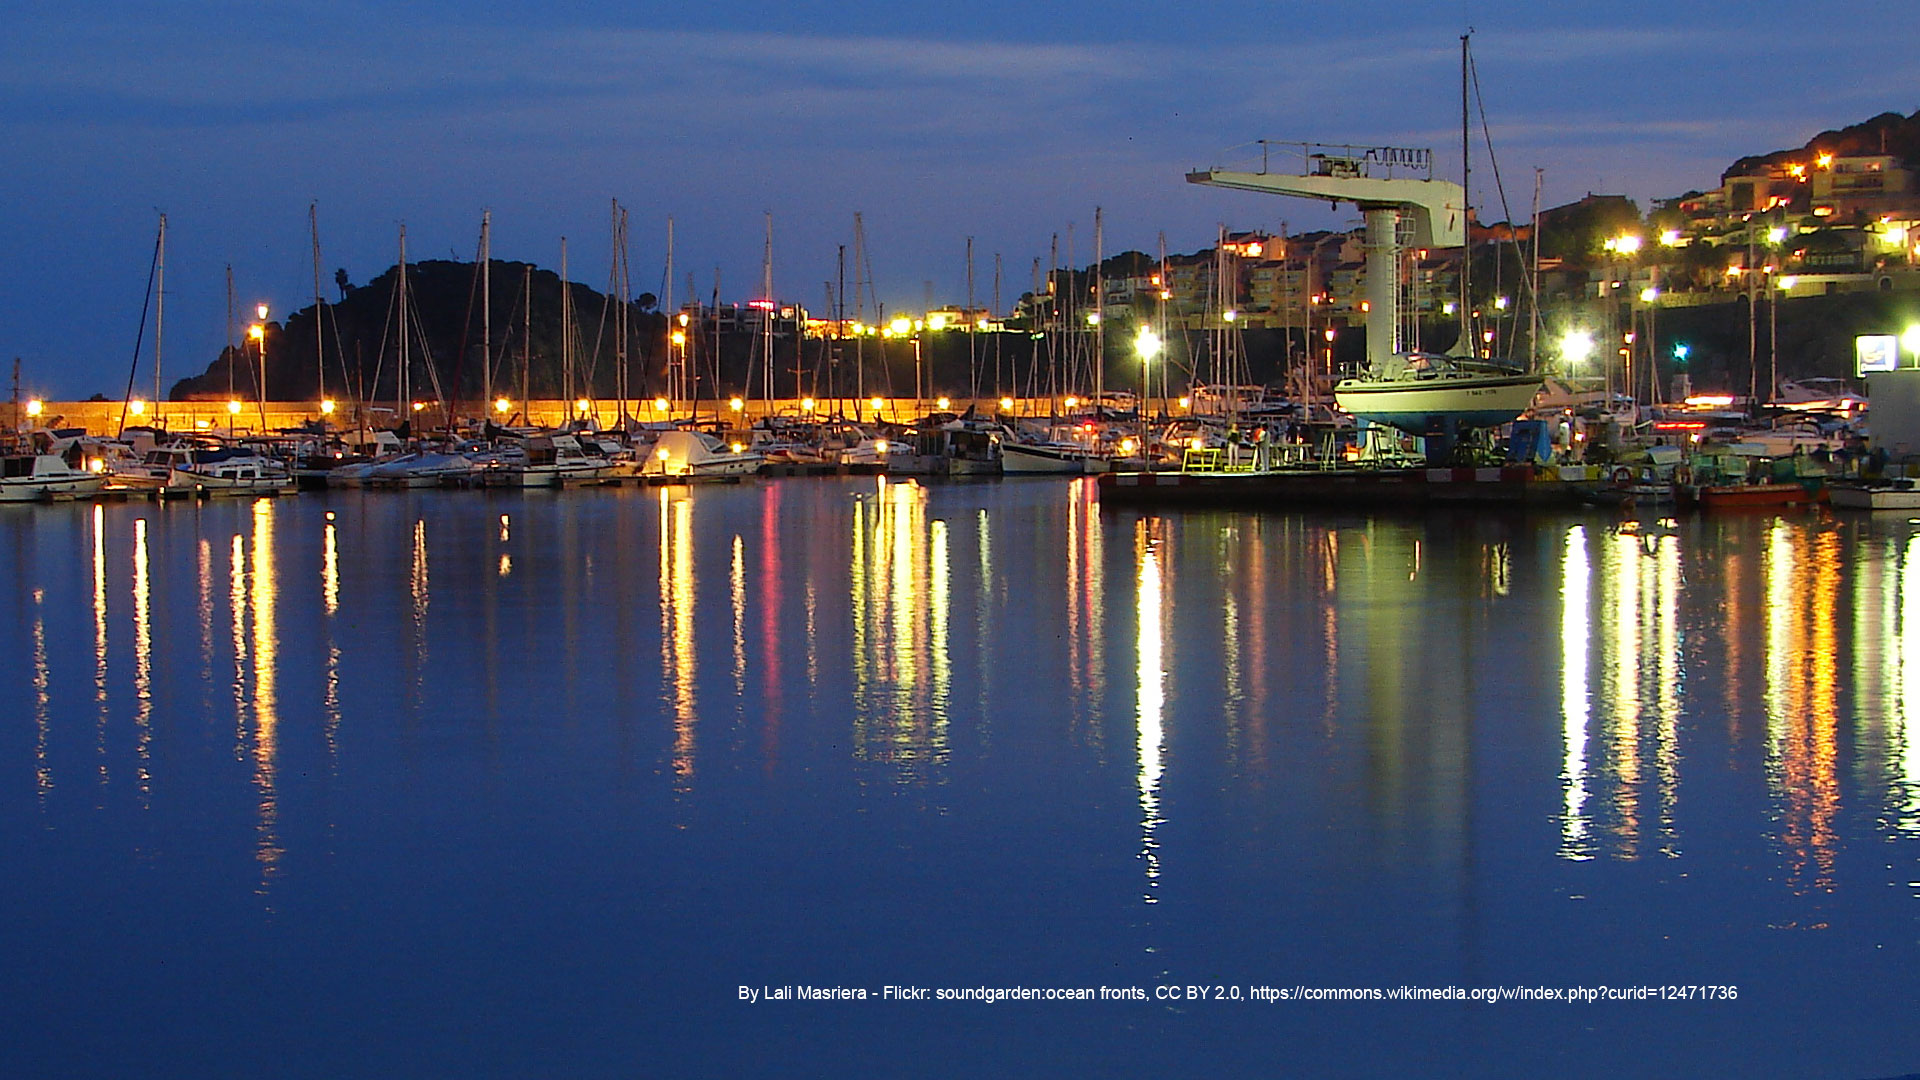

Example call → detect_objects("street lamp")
1135 325 1161 466
248 320 266 419
1560 331 1595 371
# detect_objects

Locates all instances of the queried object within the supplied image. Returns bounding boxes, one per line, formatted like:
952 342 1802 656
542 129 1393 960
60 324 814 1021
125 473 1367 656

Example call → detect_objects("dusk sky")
4 0 1913 398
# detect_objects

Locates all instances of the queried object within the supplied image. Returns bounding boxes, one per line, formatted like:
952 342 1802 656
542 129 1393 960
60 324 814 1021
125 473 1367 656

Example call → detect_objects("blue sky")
3 0 1913 397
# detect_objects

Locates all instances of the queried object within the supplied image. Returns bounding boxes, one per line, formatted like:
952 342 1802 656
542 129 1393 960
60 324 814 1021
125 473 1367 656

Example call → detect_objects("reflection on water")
323 517 341 761
249 499 282 893
1902 535 1920 834
32 586 51 802
11 491 1920 923
1134 519 1166 902
92 503 108 791
1560 525 1592 859
660 488 696 787
1765 522 1841 893
132 516 152 805
850 479 951 781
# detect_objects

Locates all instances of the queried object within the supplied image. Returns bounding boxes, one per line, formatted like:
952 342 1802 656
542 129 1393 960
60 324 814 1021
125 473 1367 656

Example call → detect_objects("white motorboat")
646 430 764 478
168 450 296 495
475 434 611 487
1 451 106 501
364 450 477 489
1001 440 1108 476
1774 377 1867 414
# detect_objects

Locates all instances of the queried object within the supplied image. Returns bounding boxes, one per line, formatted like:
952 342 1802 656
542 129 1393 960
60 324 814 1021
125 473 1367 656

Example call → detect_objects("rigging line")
117 225 163 436
448 223 488 421
1469 47 1538 361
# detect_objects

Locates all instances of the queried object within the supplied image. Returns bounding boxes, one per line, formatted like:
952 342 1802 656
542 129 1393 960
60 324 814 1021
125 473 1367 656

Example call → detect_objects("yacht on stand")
1333 351 1544 456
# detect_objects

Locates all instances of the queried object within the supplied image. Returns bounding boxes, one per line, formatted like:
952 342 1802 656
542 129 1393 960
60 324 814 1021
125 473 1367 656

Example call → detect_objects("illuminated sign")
1858 334 1899 375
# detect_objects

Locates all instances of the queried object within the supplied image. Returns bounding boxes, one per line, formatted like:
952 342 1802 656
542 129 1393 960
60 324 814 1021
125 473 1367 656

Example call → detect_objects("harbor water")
2 480 1917 1077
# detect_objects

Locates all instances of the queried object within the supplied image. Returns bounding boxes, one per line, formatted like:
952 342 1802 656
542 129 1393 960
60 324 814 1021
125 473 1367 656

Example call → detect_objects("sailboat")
1320 36 1542 450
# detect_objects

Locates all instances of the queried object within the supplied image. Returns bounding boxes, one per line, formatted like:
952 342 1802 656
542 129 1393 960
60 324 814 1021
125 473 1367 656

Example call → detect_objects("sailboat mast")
853 213 867 402
398 225 410 421
1094 207 1104 407
521 264 532 417
966 236 977 402
481 209 492 409
992 252 1002 400
310 204 325 409
1459 32 1473 354
664 216 676 407
155 213 166 415
835 244 846 409
763 211 774 415
560 236 574 412
226 265 235 407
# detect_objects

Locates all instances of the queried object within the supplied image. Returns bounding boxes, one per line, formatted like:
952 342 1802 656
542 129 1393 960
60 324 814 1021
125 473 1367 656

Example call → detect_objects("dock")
1096 464 1606 508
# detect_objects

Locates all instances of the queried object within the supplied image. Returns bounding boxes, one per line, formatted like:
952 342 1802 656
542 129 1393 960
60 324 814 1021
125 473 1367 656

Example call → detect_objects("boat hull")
1002 444 1102 475
1683 482 1819 510
1829 484 1920 510
1334 374 1544 435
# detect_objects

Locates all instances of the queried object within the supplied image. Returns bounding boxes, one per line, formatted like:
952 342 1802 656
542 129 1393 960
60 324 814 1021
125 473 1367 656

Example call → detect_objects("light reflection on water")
5 488 1920 1075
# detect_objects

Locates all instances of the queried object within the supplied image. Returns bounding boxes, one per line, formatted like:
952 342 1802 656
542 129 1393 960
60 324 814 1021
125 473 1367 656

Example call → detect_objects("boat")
476 434 611 487
1334 352 1545 437
1828 480 1920 510
364 449 478 489
887 422 1002 476
1001 439 1107 475
645 430 763 478
1 450 106 501
1682 480 1819 510
168 448 296 495
1773 377 1867 414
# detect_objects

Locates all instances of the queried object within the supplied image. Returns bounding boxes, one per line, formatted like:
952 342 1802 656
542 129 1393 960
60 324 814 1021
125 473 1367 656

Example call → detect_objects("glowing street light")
800 397 816 412
26 399 43 418
653 397 669 412
999 396 1015 412
936 396 951 410
129 399 146 416
1903 324 1920 359
496 397 512 414
728 396 744 413
251 305 269 407
320 398 336 416
1560 330 1596 370
575 398 591 415
1135 325 1162 461
227 399 242 414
